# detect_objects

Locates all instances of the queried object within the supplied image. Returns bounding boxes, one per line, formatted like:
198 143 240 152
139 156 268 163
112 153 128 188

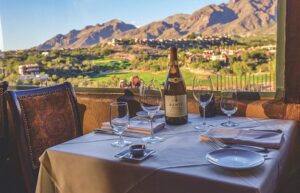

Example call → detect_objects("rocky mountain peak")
36 0 277 50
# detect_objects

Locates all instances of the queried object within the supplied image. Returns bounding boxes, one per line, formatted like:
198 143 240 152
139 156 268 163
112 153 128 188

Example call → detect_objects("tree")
150 64 161 72
231 61 250 75
201 60 223 72
241 52 250 62
58 78 66 84
101 46 113 56
228 57 239 64
187 33 197 40
178 52 187 67
32 79 41 85
51 74 59 81
190 62 200 69
25 55 39 64
249 50 268 64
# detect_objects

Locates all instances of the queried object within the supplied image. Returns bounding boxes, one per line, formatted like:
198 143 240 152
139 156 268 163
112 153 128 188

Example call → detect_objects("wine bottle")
164 47 188 125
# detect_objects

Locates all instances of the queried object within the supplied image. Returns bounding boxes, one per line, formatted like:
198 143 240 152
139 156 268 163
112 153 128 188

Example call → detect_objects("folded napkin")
200 128 284 149
101 120 165 135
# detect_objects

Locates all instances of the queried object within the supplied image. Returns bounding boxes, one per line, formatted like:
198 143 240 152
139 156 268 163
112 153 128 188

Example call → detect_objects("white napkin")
200 128 284 149
101 120 165 135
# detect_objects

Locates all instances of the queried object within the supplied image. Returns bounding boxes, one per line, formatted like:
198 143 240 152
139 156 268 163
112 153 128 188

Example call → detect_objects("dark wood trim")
0 81 8 138
285 0 300 103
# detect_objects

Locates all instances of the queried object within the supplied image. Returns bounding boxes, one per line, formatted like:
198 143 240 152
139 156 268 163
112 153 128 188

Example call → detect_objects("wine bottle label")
165 95 187 117
168 77 183 83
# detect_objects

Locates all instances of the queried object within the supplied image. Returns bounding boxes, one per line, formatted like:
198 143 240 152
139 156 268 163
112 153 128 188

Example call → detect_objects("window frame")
6 0 285 100
275 0 286 99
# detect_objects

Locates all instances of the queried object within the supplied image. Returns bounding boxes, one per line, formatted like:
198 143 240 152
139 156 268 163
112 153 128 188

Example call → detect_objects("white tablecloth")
36 115 299 193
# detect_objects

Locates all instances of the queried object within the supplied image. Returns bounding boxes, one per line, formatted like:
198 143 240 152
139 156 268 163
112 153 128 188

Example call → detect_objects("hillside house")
18 64 40 75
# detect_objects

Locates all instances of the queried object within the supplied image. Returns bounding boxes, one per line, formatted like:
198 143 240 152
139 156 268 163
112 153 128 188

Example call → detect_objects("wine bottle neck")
170 60 179 66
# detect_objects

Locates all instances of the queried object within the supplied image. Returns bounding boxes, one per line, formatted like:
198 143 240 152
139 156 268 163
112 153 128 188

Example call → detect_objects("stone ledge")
77 93 300 134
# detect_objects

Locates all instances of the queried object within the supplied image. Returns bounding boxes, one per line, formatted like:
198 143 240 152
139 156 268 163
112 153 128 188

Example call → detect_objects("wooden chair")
0 81 9 191
0 81 8 155
6 82 82 193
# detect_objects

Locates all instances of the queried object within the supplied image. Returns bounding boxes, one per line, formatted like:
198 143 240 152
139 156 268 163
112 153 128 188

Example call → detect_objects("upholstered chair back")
6 82 82 193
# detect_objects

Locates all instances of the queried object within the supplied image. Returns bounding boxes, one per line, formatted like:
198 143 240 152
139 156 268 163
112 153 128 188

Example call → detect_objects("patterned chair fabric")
6 82 82 193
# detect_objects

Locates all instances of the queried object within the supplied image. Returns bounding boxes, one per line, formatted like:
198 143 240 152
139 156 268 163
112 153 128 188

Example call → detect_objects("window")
0 0 280 93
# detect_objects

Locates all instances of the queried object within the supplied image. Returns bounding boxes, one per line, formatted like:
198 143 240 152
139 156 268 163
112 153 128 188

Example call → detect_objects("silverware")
236 125 283 133
249 129 283 133
94 128 142 138
208 137 269 153
207 140 221 150
235 125 259 129
114 149 130 159
245 118 282 133
207 140 268 158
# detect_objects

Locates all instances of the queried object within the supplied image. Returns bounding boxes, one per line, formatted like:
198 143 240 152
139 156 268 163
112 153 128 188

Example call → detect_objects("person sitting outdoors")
119 80 128 88
129 75 142 88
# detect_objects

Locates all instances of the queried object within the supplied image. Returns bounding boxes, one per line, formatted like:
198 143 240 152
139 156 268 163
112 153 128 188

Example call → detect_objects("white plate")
206 148 265 170
136 110 165 119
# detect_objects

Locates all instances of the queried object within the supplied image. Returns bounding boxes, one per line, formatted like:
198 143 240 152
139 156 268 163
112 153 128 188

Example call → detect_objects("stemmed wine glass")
139 80 164 144
192 76 214 131
220 89 239 127
110 102 132 147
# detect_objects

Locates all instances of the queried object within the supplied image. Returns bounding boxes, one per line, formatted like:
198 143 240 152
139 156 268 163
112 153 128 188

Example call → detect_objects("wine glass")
139 80 164 144
192 76 214 131
110 102 132 147
220 90 239 127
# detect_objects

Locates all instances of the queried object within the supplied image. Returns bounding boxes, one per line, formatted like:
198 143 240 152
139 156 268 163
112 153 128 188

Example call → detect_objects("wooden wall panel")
285 0 300 103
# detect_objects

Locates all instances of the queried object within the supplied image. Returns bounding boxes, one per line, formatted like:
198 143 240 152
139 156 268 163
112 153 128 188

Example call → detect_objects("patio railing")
211 73 275 92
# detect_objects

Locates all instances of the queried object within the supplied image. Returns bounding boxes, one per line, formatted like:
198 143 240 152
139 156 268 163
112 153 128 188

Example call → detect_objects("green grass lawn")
91 68 274 91
91 58 126 65
87 58 274 90
91 69 196 84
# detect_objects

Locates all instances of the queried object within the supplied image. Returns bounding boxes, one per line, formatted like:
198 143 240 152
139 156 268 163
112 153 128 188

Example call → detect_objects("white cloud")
130 20 136 25
129 20 142 28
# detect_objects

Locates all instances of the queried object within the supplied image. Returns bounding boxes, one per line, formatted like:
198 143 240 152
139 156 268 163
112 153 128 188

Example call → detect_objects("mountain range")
36 0 277 50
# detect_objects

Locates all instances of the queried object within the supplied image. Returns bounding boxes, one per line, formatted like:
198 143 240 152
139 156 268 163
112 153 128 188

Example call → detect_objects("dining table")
35 114 299 193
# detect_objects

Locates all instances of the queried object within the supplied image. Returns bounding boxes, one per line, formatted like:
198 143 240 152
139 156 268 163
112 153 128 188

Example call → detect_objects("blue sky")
0 0 228 51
